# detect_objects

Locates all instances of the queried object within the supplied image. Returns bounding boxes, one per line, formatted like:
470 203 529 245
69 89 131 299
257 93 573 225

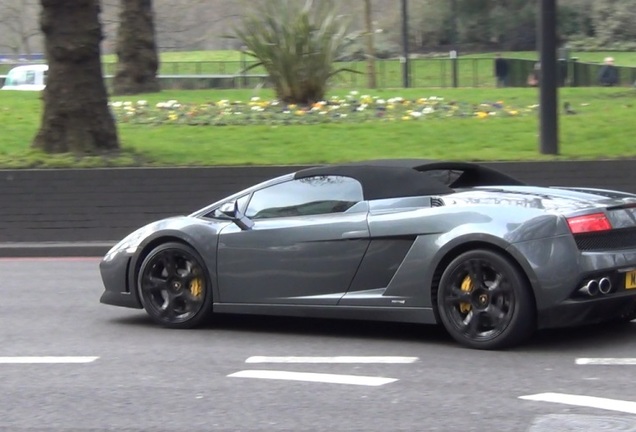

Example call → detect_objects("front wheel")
137 242 213 329
436 249 535 350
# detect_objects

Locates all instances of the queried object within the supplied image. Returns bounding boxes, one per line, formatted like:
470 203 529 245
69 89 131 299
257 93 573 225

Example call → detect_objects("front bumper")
99 252 142 309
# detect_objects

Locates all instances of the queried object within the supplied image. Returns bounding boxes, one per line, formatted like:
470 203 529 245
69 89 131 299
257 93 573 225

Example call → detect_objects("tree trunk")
33 0 119 154
364 0 377 89
112 0 160 95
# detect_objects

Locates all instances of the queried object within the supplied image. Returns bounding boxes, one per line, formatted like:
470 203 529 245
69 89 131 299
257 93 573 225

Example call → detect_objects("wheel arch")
429 240 537 323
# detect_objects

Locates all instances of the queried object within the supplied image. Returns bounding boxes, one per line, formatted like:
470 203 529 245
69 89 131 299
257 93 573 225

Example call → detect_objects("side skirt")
212 303 437 324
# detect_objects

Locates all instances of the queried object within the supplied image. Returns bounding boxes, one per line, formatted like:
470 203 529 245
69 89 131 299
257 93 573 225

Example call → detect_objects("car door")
216 175 370 305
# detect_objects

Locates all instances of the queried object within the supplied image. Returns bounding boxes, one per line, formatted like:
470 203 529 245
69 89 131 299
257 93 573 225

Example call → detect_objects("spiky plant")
233 0 357 104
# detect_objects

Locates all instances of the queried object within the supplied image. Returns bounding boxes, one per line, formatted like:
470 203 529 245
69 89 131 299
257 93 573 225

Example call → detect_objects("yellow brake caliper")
459 275 473 313
189 278 203 298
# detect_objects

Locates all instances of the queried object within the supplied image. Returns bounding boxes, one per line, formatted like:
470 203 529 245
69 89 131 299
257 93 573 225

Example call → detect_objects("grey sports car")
100 159 636 349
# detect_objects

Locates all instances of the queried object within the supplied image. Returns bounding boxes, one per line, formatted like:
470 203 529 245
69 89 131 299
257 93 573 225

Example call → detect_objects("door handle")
341 230 368 239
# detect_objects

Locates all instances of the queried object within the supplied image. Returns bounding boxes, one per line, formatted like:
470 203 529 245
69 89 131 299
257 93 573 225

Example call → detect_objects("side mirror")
219 201 237 218
219 201 254 231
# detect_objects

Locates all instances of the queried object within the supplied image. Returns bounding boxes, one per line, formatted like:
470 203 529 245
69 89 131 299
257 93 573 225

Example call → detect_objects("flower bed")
109 91 537 126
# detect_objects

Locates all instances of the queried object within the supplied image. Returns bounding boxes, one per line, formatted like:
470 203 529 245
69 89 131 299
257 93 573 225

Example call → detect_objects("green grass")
1 87 635 168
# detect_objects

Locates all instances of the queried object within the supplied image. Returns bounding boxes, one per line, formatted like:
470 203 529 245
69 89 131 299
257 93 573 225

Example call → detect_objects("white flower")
111 101 123 108
350 90 359 96
376 99 386 105
422 107 435 114
137 100 148 106
251 96 261 102
123 101 132 107
410 111 423 118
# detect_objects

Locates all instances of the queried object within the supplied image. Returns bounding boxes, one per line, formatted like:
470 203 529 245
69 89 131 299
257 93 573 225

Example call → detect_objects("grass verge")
0 87 635 168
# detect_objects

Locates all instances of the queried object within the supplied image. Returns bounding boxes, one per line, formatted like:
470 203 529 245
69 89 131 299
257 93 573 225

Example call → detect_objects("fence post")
241 47 247 88
570 57 578 87
450 50 458 88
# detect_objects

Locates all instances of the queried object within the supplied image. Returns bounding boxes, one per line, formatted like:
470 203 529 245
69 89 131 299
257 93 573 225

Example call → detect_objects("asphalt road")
1 258 636 432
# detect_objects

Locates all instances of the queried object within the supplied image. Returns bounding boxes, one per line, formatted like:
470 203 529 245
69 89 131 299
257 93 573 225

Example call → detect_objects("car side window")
245 176 363 219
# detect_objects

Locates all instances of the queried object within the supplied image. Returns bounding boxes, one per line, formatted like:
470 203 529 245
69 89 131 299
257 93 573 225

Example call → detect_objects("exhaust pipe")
599 277 612 295
579 280 599 297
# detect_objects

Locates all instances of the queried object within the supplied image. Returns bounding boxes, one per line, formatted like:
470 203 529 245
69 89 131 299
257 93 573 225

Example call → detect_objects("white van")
1 64 48 91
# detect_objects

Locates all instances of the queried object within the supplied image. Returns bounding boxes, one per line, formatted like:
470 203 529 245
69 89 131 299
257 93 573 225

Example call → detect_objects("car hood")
443 186 636 214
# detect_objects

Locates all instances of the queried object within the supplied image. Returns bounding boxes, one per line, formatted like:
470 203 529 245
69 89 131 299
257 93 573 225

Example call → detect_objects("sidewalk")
0 241 115 258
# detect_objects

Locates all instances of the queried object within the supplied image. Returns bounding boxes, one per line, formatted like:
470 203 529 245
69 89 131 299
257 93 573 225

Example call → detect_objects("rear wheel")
137 242 213 329
436 249 535 350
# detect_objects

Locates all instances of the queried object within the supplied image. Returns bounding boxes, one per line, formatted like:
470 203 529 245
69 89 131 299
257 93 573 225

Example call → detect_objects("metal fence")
2 58 635 89
101 58 636 89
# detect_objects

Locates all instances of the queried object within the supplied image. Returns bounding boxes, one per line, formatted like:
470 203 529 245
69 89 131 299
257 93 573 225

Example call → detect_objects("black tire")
436 249 535 350
137 242 213 329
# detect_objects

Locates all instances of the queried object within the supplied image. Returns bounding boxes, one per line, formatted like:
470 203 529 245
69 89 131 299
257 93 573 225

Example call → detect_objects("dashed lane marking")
576 358 636 365
520 393 636 415
228 370 398 386
0 356 99 364
245 356 419 364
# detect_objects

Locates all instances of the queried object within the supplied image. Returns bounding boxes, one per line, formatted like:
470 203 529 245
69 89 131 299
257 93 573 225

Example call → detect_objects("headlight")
103 226 153 261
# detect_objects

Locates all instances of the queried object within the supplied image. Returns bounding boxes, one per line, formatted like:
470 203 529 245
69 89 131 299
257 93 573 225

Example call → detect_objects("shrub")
232 0 358 104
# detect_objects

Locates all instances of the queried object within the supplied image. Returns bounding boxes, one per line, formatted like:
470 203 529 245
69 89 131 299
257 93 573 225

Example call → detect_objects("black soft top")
294 159 524 200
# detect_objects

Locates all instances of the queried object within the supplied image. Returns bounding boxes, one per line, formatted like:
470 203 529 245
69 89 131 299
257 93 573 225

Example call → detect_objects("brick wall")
1 161 634 243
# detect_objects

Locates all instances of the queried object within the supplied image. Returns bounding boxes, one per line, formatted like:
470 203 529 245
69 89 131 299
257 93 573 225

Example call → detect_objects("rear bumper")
538 293 636 329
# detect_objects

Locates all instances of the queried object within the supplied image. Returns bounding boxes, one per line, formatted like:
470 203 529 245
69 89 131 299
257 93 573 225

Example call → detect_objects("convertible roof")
294 159 525 200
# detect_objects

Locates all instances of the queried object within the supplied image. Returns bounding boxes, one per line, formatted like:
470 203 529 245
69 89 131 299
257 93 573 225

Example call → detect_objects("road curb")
0 242 115 258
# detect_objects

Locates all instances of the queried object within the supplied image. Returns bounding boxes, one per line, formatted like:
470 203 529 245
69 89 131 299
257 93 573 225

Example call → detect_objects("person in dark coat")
494 53 509 87
598 57 619 86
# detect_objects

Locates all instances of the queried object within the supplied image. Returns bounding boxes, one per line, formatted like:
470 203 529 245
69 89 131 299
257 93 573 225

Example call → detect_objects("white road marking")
228 370 398 386
576 358 636 365
245 356 419 364
0 356 99 364
520 393 636 415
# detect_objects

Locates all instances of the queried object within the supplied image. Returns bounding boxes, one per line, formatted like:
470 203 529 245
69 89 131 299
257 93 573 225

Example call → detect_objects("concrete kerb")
0 241 115 258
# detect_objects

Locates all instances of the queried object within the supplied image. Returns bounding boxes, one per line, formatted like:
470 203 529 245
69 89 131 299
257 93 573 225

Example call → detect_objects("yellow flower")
476 112 488 119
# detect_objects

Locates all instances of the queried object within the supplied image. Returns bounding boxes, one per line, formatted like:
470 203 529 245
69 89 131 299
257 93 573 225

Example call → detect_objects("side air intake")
431 197 445 207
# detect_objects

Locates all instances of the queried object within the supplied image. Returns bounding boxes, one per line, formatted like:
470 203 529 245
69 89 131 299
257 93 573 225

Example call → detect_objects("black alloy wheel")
437 249 535 350
137 242 213 328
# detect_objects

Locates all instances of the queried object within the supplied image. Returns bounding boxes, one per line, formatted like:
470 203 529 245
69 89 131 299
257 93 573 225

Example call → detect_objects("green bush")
232 0 358 104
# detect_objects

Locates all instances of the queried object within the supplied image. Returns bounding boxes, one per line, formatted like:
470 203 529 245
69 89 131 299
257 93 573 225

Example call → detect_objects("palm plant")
233 0 357 104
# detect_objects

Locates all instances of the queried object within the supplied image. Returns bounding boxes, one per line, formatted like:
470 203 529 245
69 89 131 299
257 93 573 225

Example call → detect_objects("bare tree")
364 0 377 88
33 0 119 154
0 0 41 57
112 0 160 95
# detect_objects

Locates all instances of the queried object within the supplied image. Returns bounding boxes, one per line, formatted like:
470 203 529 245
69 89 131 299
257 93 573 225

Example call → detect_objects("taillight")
567 213 612 234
